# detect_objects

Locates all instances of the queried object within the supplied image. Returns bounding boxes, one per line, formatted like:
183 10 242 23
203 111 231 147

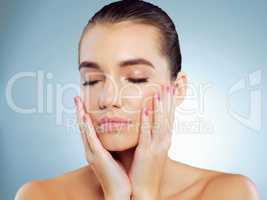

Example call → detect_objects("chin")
96 128 139 151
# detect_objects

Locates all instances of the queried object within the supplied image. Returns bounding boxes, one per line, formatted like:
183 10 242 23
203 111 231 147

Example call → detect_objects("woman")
16 0 259 199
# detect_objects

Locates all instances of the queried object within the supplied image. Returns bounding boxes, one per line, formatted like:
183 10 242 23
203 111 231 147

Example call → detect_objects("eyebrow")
78 58 155 70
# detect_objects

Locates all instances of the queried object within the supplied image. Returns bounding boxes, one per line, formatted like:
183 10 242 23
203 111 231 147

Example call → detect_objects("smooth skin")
15 21 259 200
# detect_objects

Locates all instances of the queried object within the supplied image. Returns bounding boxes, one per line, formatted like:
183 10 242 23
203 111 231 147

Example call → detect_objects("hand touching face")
79 22 186 151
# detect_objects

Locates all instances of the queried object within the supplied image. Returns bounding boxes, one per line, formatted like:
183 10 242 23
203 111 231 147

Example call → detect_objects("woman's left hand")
129 84 176 200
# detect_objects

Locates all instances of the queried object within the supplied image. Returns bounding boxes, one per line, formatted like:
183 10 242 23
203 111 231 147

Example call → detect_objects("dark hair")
79 0 182 81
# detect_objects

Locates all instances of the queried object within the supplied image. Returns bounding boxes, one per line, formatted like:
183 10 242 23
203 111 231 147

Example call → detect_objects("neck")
86 147 197 200
110 146 136 174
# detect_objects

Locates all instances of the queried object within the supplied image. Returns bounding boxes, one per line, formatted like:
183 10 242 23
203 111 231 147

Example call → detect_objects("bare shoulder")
15 166 97 200
15 180 52 200
165 160 259 200
200 173 260 200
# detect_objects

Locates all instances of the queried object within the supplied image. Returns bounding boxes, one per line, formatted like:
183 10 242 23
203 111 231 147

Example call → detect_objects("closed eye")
82 78 148 87
127 78 148 84
82 80 99 86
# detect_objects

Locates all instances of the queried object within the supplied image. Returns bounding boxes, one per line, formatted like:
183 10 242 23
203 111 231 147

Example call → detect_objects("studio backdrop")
0 0 266 199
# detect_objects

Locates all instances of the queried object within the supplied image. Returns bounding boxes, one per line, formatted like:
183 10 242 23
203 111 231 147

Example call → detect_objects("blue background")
0 0 266 199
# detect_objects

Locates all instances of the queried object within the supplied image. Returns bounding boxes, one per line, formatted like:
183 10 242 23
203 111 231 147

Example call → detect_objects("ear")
171 71 187 106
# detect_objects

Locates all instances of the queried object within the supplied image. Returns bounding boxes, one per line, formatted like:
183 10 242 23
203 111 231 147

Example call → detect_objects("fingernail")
156 92 160 101
166 85 170 93
144 107 149 116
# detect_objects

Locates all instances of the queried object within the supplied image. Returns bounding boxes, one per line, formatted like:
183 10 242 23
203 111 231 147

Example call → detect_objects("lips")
97 117 132 133
98 116 132 125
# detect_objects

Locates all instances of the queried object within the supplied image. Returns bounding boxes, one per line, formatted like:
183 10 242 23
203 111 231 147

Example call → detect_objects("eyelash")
127 78 149 84
83 80 99 86
82 78 148 86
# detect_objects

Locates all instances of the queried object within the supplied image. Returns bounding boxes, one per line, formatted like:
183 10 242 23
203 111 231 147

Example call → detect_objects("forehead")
79 21 166 69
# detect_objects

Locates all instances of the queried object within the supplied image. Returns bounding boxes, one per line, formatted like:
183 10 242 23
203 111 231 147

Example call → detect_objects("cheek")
81 89 98 112
120 88 143 111
122 87 159 113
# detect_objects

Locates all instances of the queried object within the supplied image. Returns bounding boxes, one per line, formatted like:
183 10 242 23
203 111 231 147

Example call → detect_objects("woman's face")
79 21 173 151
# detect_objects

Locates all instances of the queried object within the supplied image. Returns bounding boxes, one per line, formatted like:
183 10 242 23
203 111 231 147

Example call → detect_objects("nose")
98 77 121 110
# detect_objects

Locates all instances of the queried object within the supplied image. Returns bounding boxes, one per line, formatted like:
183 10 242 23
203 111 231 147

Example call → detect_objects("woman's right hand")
74 96 131 200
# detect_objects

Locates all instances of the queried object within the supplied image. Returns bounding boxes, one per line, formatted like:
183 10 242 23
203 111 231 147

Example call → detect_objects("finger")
75 96 85 117
80 121 94 156
164 85 175 138
155 84 172 141
152 89 163 141
163 85 174 134
139 106 151 148
159 85 173 148
74 96 93 156
83 113 104 154
169 86 176 134
166 85 173 120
